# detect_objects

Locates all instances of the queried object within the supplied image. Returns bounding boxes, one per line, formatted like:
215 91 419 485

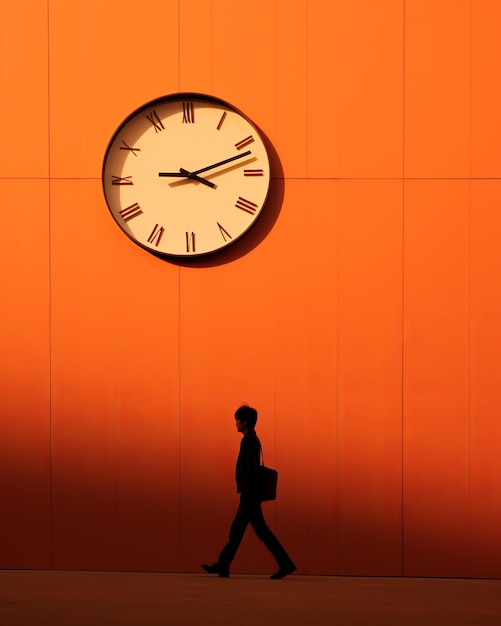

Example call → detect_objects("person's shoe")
202 563 219 574
270 564 297 579
202 563 230 578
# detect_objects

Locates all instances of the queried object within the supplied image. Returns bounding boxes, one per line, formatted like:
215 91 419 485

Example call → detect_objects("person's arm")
241 436 261 494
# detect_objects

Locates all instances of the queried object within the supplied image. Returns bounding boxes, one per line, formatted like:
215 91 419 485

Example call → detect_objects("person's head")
235 404 258 433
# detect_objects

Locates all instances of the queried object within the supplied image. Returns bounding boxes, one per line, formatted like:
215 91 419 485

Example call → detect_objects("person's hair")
235 404 258 430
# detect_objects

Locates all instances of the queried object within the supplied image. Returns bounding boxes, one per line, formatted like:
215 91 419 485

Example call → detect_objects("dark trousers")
218 494 294 569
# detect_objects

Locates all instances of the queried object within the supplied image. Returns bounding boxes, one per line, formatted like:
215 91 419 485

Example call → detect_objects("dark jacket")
235 430 261 494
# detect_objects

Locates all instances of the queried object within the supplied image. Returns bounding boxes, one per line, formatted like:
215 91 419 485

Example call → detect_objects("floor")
1 570 500 626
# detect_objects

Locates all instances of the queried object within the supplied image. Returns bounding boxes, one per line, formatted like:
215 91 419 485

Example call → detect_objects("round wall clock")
102 93 271 257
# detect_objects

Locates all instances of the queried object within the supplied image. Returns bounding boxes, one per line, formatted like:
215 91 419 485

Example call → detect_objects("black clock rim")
101 92 272 259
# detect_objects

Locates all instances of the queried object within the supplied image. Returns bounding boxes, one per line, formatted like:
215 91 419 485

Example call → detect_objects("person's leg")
216 497 251 572
247 498 295 572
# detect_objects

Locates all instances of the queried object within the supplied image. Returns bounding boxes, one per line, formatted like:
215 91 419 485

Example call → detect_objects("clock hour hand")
158 169 216 189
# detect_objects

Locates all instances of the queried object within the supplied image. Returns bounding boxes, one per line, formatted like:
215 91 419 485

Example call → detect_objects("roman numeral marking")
217 111 227 130
235 135 254 150
235 197 258 215
244 169 264 177
146 110 165 132
111 175 133 185
147 224 165 246
217 223 232 242
120 140 140 156
186 231 196 253
119 203 143 222
182 102 195 123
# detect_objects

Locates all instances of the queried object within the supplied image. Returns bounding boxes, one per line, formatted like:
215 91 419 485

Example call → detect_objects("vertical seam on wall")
467 0 472 577
305 0 308 178
178 0 181 91
335 59 340 576
335 180 339 576
401 0 406 578
274 0 277 536
334 0 340 573
115 394 119 552
210 1 213 94
178 263 182 571
177 0 182 572
304 0 309 569
47 0 53 571
336 181 340 575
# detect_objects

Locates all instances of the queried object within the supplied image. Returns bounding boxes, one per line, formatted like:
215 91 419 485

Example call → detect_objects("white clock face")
102 94 271 257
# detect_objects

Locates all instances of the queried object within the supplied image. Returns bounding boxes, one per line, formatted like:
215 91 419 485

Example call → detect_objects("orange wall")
1 0 501 577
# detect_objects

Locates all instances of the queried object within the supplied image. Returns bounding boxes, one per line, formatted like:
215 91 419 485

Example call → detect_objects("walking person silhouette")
202 405 297 579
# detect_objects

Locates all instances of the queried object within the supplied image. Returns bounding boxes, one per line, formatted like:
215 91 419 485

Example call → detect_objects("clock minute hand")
191 150 252 175
158 149 252 185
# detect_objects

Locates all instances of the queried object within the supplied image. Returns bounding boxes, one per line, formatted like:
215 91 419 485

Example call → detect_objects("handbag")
257 445 278 501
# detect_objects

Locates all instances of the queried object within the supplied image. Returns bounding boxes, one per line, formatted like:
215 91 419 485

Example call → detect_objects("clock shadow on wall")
102 93 285 267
